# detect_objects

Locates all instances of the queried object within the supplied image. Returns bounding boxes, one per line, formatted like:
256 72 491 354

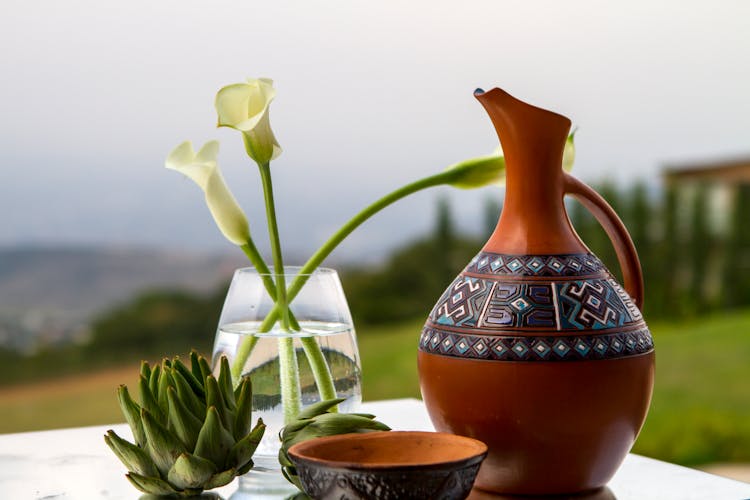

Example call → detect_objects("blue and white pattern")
419 326 653 362
556 279 634 330
482 283 557 329
466 252 606 277
422 252 653 362
431 276 491 327
428 275 641 332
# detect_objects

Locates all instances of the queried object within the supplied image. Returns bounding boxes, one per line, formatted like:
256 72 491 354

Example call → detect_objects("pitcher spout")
474 88 571 172
474 87 584 254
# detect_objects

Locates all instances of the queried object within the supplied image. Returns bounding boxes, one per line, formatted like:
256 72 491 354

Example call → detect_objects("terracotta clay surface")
419 351 654 494
419 88 655 495
289 430 487 467
288 431 487 500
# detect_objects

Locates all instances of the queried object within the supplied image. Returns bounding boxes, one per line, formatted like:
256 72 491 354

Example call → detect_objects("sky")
1 0 749 263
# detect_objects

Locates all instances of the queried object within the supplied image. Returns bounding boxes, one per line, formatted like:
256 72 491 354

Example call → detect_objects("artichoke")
278 398 391 490
105 352 265 497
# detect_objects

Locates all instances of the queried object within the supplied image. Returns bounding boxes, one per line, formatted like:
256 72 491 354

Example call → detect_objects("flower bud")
444 132 576 189
562 130 576 172
443 149 506 189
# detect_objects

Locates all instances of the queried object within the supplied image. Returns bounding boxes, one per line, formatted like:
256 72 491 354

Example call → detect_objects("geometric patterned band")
466 252 607 277
430 275 643 332
419 325 654 362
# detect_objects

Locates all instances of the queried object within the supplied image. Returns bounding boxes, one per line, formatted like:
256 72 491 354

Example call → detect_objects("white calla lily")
165 140 250 245
215 78 282 165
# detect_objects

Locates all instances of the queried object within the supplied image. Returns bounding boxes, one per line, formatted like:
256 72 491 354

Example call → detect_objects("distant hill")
0 246 247 351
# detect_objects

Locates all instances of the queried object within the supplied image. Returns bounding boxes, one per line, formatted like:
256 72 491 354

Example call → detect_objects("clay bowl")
287 431 488 500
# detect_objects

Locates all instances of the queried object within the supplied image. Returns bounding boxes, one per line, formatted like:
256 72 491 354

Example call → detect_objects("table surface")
1 398 749 500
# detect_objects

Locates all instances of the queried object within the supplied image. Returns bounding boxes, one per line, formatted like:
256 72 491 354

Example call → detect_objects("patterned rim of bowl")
287 430 488 471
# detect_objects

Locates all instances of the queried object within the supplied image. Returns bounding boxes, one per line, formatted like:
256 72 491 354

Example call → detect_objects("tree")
594 181 623 282
722 183 750 308
660 184 683 317
343 198 480 325
434 196 457 287
482 195 502 240
626 182 656 315
566 181 623 282
688 185 712 311
85 288 224 360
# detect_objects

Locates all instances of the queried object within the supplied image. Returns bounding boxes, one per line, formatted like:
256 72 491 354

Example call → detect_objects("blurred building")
664 156 750 185
663 156 750 234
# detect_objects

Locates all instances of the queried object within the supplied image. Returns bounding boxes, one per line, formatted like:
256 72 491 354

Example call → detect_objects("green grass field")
2 311 750 466
633 311 750 465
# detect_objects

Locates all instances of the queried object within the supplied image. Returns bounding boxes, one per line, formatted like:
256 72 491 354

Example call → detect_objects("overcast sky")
1 0 748 262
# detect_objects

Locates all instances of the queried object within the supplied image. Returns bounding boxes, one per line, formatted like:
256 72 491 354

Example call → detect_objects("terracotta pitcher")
418 88 655 495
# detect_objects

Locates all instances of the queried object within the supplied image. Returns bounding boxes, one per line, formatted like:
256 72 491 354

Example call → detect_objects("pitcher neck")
475 88 587 255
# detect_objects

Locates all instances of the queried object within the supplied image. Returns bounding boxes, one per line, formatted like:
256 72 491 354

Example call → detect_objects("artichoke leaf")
280 418 313 437
190 351 205 389
206 376 234 435
233 377 243 402
288 413 389 446
228 418 265 470
157 364 174 416
126 472 178 495
167 452 217 490
194 406 235 468
148 364 161 401
140 360 151 382
198 355 212 383
233 377 253 440
139 375 166 425
172 367 207 421
172 358 205 398
141 408 187 477
237 459 254 476
205 467 237 489
278 448 294 468
298 398 345 419
104 430 160 478
281 465 303 491
116 385 146 447
218 356 236 411
310 412 390 434
167 387 204 450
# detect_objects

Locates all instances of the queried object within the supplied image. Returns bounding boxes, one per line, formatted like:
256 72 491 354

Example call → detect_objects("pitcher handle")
563 173 645 310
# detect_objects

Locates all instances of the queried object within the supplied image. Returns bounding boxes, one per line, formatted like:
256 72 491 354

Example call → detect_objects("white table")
1 398 749 500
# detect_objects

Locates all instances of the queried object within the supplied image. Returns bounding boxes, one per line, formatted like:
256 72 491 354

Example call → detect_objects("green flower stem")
240 241 276 297
231 169 457 402
230 335 258 383
278 336 301 424
258 162 290 330
258 160 299 424
258 171 452 332
229 242 270 384
300 336 337 402
231 244 300 384
240 240 301 328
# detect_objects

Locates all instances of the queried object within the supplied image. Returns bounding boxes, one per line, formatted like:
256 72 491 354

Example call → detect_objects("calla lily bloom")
165 140 250 245
444 132 576 189
215 78 282 165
